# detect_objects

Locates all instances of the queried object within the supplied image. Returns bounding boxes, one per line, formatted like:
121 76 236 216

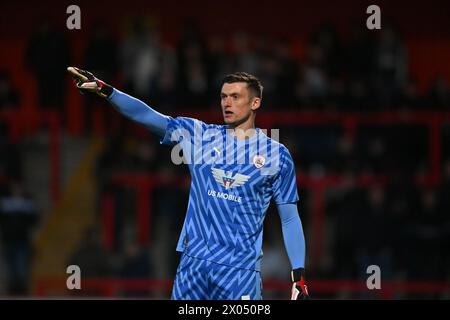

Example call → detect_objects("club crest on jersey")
253 155 266 169
212 168 250 189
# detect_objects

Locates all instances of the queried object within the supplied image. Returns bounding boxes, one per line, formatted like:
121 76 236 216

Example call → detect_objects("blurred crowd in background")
1 13 450 299
5 19 449 115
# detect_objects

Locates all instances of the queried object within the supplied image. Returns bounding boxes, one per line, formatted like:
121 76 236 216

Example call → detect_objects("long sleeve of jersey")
107 88 169 137
277 202 306 269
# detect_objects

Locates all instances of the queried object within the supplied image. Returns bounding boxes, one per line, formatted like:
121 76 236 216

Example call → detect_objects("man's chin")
223 118 234 125
223 117 247 128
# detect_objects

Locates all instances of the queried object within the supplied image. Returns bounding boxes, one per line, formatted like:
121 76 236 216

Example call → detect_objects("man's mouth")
224 110 233 117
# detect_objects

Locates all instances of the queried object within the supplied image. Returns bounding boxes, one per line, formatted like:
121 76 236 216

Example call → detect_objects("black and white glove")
67 66 113 98
291 268 310 300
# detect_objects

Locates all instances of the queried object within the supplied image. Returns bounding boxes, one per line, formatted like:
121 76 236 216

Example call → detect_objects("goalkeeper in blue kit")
67 66 310 300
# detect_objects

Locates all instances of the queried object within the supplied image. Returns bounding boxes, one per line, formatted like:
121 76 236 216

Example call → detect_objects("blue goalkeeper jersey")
161 116 299 271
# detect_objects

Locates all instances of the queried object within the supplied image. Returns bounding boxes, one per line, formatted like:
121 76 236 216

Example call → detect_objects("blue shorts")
171 253 263 300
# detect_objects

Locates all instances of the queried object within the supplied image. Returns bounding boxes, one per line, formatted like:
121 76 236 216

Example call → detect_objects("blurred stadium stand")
0 0 450 299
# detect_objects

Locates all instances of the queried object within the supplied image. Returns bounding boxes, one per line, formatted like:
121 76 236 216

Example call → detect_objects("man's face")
221 82 260 126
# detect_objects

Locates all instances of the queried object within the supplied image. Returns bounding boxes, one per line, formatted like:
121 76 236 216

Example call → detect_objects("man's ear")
251 97 261 111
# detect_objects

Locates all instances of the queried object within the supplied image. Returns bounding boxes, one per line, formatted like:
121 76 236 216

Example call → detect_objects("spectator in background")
128 139 158 172
118 242 152 278
207 35 234 107
68 227 113 279
0 71 20 111
176 20 210 108
121 18 162 101
344 22 378 112
327 173 366 279
355 185 393 281
232 32 260 76
427 76 450 110
410 188 444 280
346 22 376 85
397 77 422 111
0 125 23 182
325 77 348 111
85 24 119 82
153 44 178 111
82 23 119 133
372 24 408 108
272 39 298 107
385 170 420 278
309 22 342 79
0 181 39 295
118 241 152 297
256 37 286 108
345 79 372 111
355 135 388 175
26 22 70 115
297 44 329 109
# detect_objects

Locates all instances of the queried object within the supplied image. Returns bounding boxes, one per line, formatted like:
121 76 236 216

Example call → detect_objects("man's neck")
229 117 257 140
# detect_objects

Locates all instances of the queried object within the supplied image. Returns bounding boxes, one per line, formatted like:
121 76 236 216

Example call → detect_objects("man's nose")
224 97 233 106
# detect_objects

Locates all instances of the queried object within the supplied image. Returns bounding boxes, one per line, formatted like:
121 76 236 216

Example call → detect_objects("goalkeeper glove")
291 268 310 300
67 66 113 98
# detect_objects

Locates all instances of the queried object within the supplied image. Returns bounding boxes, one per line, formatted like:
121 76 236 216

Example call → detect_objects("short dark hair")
222 72 263 99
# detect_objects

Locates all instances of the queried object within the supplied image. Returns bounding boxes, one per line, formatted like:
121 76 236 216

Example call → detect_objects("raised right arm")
107 88 169 137
67 66 169 137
